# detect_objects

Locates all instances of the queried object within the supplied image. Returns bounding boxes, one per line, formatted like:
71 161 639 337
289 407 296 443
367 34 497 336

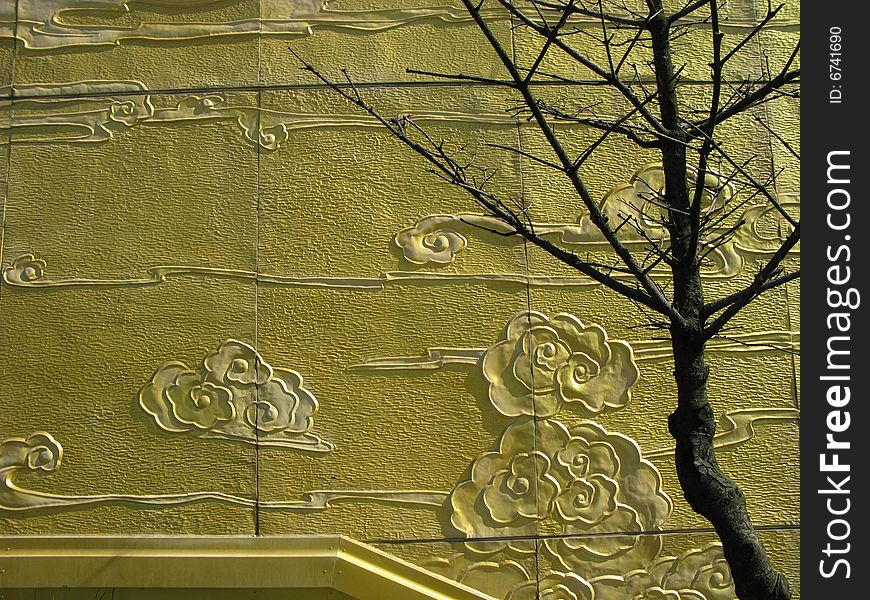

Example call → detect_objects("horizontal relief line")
367 523 801 546
0 78 799 104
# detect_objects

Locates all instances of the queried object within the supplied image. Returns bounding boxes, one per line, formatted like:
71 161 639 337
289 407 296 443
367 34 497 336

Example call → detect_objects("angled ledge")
0 535 494 599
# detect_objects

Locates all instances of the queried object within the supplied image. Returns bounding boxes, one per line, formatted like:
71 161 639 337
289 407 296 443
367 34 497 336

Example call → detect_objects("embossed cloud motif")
593 543 736 600
424 556 598 600
107 98 153 128
482 311 639 418
0 433 64 511
3 254 46 285
140 341 333 453
0 433 62 474
449 418 672 576
394 214 469 265
577 164 733 243
508 572 595 600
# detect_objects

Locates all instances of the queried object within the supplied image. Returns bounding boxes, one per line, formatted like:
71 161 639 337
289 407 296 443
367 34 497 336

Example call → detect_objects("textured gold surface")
12 1 261 93
0 0 798 597
261 1 513 86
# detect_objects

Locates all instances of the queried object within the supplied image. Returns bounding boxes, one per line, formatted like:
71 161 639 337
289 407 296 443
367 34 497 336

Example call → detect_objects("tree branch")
292 51 674 314
532 0 648 27
405 68 516 87
687 0 723 259
499 0 668 135
667 0 714 24
690 66 799 136
463 0 684 323
703 270 800 319
703 222 800 337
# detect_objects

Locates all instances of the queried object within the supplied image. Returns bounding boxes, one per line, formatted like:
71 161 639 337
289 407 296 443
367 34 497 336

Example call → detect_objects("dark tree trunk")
668 316 790 600
645 2 792 595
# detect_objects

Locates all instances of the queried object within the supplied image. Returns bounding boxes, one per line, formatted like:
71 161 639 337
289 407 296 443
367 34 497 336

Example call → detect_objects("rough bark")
646 1 792 596
669 328 790 600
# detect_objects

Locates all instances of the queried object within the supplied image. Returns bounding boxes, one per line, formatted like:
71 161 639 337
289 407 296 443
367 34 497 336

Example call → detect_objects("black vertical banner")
802 2 868 597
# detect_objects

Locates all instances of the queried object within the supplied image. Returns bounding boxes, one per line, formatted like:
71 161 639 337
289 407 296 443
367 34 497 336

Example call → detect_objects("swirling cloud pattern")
140 340 332 453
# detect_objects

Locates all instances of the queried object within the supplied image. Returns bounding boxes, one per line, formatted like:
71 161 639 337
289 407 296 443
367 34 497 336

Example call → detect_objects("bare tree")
295 1 799 598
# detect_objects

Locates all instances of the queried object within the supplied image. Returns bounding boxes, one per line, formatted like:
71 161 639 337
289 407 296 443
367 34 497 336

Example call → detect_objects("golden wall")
0 1 799 598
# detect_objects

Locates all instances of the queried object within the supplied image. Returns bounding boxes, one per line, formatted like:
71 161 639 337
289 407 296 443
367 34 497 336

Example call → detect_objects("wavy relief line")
140 339 333 453
351 347 489 371
398 213 743 279
632 330 800 360
304 8 800 34
6 94 155 144
16 1 511 50
3 252 720 292
1 91 516 148
14 0 309 49
644 408 799 459
396 166 799 268
1 254 386 289
5 1 799 50
0 432 448 515
348 331 800 372
5 251 795 294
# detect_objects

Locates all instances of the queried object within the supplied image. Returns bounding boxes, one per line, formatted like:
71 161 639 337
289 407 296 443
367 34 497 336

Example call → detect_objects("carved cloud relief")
394 165 798 280
1 309 746 598
481 311 638 418
140 340 333 453
0 125 788 599
449 417 672 574
436 311 738 597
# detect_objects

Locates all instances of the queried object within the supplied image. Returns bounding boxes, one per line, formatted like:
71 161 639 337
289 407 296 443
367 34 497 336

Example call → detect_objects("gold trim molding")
0 535 495 598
